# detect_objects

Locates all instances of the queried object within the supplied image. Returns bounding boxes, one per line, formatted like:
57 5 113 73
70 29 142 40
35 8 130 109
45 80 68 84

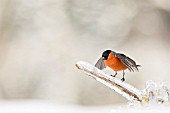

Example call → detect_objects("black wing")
95 57 106 70
115 53 140 72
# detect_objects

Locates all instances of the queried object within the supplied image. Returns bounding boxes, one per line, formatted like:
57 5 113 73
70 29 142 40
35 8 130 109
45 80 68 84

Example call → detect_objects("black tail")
136 65 141 67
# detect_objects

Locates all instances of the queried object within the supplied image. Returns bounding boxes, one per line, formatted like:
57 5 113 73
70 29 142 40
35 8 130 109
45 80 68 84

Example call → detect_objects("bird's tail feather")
136 65 141 67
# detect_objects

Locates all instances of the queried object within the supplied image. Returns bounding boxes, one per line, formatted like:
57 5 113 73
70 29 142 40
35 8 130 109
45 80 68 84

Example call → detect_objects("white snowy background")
0 0 170 112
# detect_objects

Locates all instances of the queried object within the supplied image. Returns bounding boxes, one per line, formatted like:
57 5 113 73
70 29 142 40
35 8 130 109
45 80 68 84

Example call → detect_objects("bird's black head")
102 50 112 60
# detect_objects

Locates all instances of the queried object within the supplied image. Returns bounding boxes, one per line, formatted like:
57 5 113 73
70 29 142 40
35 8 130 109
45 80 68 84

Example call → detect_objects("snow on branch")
75 61 142 102
76 61 170 105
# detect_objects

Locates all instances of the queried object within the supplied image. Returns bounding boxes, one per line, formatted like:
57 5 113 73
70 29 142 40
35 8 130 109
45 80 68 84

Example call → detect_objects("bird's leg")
121 70 125 81
113 72 117 77
111 72 117 77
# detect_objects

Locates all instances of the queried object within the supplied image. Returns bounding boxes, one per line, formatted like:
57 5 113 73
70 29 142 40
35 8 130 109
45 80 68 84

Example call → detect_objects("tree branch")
75 61 142 102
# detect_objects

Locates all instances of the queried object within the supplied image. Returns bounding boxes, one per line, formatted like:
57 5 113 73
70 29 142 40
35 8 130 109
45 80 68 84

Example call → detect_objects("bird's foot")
111 74 116 77
110 75 115 77
111 72 117 77
121 77 125 82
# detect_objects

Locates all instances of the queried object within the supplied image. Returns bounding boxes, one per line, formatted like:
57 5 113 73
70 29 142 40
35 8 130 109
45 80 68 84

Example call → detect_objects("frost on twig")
75 61 170 105
75 61 142 102
141 80 170 104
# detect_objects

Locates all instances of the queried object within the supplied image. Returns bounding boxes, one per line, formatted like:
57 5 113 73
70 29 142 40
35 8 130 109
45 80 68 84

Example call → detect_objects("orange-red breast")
95 50 140 81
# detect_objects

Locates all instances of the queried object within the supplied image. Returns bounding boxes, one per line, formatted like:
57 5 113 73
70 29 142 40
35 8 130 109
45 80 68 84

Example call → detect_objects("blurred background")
0 0 170 106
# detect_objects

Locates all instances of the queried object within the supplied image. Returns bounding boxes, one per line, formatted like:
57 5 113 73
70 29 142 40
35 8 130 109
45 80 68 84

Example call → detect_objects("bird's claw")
121 78 125 82
111 74 116 77
111 75 115 77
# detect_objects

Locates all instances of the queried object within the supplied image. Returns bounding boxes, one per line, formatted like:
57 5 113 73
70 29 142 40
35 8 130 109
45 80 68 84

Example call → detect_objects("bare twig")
75 61 142 102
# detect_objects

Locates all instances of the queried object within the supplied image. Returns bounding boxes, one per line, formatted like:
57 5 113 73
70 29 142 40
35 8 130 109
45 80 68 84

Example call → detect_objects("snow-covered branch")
76 61 170 105
75 61 142 102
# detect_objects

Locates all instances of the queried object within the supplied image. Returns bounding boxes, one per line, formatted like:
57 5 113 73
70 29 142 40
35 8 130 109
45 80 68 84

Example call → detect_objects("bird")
95 50 140 81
